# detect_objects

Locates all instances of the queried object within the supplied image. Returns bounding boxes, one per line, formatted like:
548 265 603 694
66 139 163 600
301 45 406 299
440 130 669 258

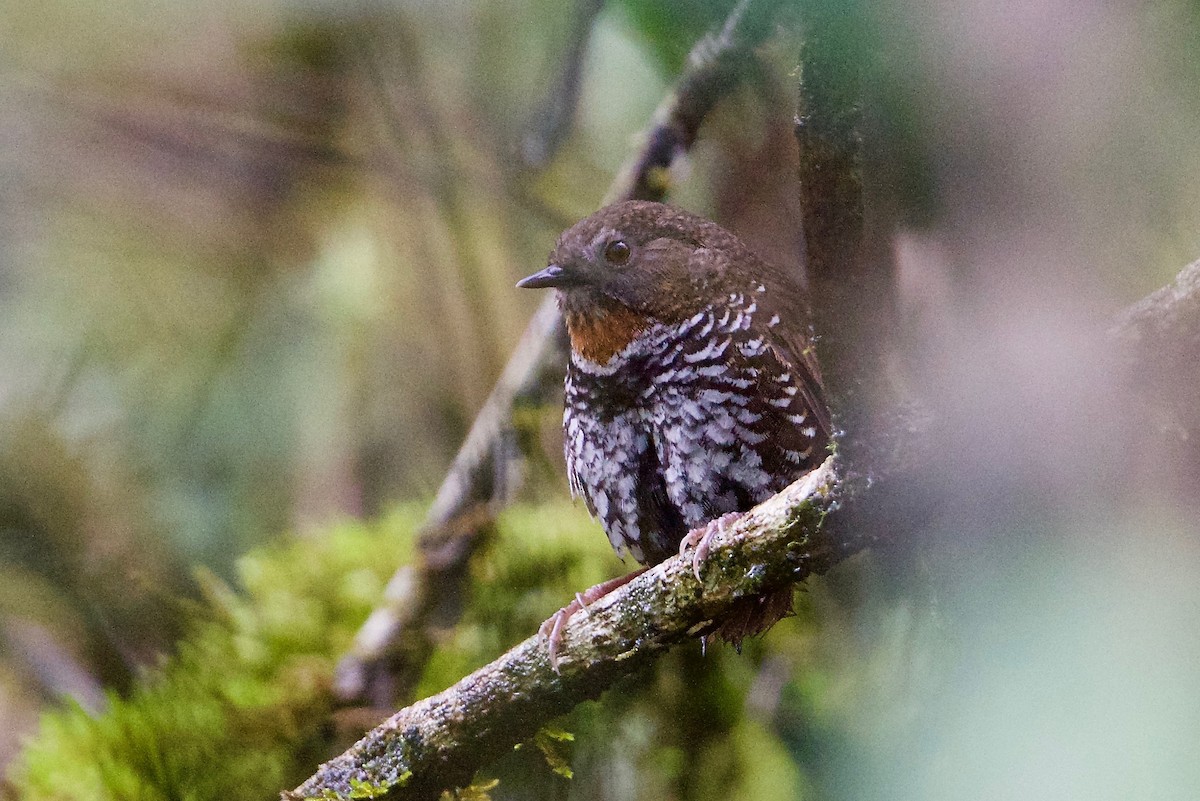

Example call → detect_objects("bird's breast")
563 304 650 366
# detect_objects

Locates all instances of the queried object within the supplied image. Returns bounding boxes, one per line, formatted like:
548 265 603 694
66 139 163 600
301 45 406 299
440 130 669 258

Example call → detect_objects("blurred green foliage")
614 0 736 71
9 506 420 801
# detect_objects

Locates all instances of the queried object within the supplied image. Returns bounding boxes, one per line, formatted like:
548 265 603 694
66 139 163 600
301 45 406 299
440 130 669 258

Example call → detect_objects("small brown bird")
518 200 830 664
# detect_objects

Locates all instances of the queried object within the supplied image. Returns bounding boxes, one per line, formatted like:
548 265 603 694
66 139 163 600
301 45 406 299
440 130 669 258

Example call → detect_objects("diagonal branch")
335 0 787 707
1111 257 1200 433
289 457 845 801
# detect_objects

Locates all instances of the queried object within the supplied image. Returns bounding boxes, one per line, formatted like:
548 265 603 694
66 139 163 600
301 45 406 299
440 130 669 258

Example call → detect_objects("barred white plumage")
562 290 824 565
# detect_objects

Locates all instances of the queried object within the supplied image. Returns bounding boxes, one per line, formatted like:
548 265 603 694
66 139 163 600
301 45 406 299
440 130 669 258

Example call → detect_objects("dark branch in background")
335 0 786 708
795 0 893 449
794 0 931 548
519 0 608 169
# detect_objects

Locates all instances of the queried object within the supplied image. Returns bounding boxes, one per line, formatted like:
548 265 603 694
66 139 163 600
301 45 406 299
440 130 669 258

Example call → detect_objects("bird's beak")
516 263 572 289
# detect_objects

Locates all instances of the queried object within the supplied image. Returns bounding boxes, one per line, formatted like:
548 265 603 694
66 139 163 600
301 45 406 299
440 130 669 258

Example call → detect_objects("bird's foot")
539 568 648 672
678 512 744 581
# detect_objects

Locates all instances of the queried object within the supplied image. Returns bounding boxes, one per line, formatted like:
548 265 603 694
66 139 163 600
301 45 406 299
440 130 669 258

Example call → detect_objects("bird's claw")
539 604 576 671
539 569 648 672
678 512 743 581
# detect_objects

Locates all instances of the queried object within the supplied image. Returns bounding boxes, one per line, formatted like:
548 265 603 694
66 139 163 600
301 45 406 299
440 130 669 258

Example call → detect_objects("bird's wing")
767 327 832 440
746 260 833 441
688 240 830 439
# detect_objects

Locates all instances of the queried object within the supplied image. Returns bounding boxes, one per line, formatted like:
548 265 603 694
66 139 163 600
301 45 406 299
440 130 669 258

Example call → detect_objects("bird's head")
518 201 750 363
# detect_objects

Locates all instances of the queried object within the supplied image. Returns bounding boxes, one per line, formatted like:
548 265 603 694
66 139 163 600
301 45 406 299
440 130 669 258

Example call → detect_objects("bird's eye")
603 239 631 266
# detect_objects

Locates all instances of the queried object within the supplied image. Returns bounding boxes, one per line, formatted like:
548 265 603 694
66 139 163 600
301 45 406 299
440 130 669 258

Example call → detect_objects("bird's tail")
715 585 795 651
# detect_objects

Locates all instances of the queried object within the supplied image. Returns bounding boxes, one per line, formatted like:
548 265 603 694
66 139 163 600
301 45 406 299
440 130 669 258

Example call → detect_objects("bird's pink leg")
539 568 649 672
678 512 744 581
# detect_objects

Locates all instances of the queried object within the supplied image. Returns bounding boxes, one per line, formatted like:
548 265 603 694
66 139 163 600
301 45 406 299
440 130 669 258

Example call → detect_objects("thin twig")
519 0 608 169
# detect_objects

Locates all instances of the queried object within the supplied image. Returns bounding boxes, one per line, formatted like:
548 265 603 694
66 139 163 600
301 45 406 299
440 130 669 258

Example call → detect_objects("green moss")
533 726 576 779
413 502 618 697
8 506 423 801
6 500 619 801
347 776 397 798
441 777 499 801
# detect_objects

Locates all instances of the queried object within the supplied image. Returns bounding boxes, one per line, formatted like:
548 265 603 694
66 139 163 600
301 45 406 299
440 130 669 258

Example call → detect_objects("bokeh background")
2 0 1200 799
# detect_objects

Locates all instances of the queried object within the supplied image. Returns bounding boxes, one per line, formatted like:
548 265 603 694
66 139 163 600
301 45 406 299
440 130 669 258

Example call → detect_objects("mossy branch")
289 457 848 801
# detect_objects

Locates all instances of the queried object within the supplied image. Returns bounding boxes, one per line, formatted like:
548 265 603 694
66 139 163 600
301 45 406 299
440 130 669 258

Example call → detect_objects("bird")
517 200 831 667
